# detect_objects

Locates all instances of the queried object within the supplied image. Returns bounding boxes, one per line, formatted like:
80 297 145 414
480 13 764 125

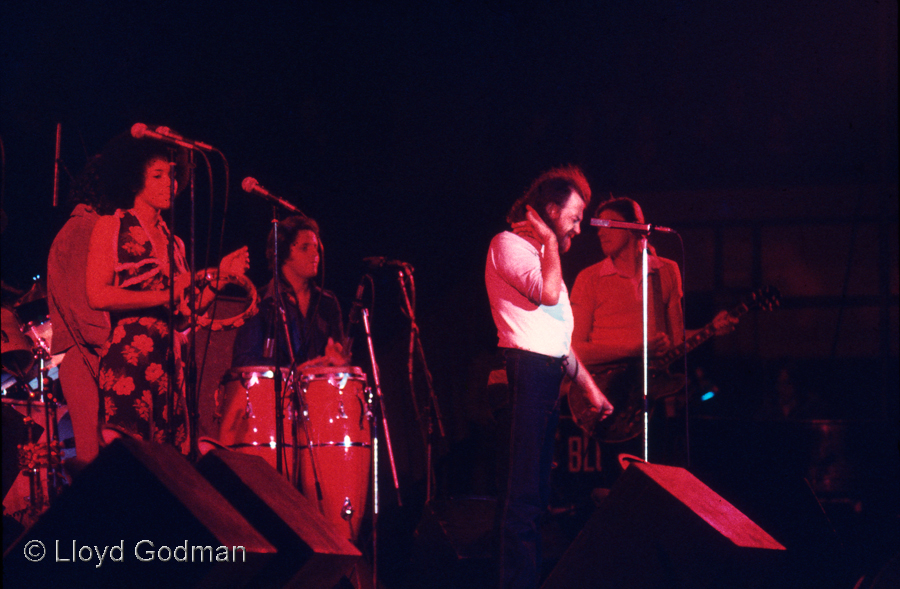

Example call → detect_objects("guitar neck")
655 321 717 369
655 297 757 370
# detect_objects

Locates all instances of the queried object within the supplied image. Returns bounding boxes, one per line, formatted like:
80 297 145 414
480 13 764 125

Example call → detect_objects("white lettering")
78 545 93 562
110 541 124 562
232 546 246 562
135 540 155 561
94 545 109 568
192 545 212 562
216 546 229 562
174 541 188 562
55 540 72 562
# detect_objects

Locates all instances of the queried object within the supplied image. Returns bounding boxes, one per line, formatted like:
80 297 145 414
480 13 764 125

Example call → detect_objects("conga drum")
296 365 371 542
216 366 297 474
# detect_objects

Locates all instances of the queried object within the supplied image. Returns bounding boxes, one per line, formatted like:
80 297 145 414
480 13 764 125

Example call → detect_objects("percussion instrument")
1 307 33 377
216 366 296 469
179 268 259 331
297 365 371 542
217 364 372 542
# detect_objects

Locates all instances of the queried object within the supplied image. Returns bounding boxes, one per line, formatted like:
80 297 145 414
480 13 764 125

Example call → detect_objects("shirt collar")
595 255 663 278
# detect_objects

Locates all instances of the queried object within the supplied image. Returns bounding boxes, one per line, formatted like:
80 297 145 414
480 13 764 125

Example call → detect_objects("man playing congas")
231 214 345 369
225 215 370 543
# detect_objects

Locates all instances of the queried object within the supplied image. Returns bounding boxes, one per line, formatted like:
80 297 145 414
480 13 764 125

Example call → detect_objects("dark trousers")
498 349 564 589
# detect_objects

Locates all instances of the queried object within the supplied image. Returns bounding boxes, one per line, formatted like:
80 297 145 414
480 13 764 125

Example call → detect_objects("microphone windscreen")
130 123 148 139
241 177 258 193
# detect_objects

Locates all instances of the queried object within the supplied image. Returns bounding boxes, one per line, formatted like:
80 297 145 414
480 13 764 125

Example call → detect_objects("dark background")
2 1 898 586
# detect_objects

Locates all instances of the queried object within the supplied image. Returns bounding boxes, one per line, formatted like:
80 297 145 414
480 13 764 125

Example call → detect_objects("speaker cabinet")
196 449 360 589
3 437 274 588
542 461 786 589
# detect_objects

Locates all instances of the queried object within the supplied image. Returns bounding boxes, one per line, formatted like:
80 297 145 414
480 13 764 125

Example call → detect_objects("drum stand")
18 354 65 520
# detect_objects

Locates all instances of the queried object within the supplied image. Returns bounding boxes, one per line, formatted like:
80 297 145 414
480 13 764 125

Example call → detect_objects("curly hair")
67 154 116 215
266 215 320 274
592 196 645 223
98 130 190 211
506 165 592 226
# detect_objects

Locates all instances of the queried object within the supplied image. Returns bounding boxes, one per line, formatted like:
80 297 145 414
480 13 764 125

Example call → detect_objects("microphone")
347 276 367 328
131 123 214 151
241 177 305 215
154 126 214 151
590 218 676 234
363 257 413 272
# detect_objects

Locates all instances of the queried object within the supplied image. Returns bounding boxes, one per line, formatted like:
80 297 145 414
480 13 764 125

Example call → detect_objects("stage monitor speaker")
196 449 360 589
542 461 786 589
3 436 275 588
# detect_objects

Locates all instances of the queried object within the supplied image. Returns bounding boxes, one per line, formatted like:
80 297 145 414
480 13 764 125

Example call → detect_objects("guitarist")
569 197 736 455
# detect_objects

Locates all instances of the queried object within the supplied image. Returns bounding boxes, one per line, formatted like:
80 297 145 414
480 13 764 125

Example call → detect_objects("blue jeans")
498 348 564 589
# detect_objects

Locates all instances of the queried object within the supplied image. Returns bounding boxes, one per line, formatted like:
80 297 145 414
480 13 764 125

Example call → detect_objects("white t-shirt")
485 231 573 358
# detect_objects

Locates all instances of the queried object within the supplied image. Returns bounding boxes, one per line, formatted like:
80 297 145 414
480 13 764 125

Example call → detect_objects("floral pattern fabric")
98 210 187 447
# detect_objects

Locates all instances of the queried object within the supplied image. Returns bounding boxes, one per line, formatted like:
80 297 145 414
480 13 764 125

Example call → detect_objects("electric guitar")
568 286 779 443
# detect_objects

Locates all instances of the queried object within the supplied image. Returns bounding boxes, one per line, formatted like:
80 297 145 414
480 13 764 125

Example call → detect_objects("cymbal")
1 279 25 298
1 306 35 377
15 279 47 307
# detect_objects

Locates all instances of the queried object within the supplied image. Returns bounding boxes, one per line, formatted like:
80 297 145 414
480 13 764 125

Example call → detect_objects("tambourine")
179 269 259 331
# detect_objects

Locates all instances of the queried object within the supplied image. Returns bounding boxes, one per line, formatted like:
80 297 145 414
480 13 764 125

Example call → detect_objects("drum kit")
1 279 69 528
3 279 379 544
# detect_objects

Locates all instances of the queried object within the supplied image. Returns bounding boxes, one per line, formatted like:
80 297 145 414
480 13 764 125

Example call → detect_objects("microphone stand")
270 208 287 477
360 305 402 502
165 151 179 448
185 149 200 460
279 302 325 501
396 265 444 502
639 233 650 463
346 272 401 504
268 209 324 498
360 306 401 589
589 218 655 462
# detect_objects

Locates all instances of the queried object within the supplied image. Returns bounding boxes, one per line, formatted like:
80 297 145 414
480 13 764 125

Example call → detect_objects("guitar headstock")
746 286 780 312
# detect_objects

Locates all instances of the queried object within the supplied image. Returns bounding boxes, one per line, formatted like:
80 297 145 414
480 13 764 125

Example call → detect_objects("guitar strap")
648 266 668 336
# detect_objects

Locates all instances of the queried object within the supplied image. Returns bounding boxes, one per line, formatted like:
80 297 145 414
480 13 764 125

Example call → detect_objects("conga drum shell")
297 366 371 542
217 366 296 472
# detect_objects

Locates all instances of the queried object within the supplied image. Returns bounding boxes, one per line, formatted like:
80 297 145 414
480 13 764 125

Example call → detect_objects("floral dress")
98 209 187 447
